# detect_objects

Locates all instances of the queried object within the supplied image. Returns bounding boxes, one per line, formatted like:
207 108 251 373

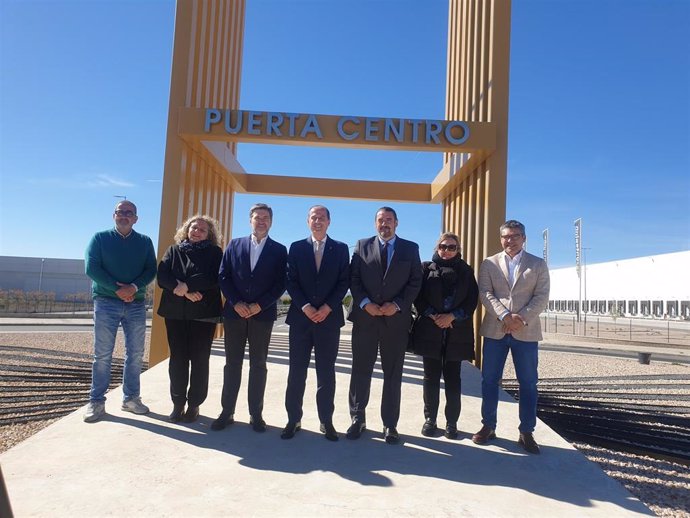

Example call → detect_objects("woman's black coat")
156 243 223 321
411 257 479 361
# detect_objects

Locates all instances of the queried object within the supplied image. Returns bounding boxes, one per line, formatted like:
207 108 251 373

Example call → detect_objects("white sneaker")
121 397 150 415
83 401 105 423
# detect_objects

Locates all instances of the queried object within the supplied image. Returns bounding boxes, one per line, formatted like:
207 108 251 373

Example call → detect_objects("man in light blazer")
347 206 422 444
472 220 550 454
281 205 350 442
212 203 287 433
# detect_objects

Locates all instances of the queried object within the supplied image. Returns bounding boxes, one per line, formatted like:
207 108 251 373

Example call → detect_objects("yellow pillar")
150 0 246 366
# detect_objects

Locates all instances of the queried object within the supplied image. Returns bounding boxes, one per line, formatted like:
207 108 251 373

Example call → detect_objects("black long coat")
157 243 223 321
411 257 478 362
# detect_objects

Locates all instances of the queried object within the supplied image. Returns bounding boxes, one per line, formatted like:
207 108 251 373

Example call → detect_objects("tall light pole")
574 218 582 322
583 247 591 316
38 258 45 293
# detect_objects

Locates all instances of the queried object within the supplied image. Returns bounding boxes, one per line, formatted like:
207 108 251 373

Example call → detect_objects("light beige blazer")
478 250 550 342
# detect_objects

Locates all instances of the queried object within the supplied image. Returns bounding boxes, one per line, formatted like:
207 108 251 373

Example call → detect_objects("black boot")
169 403 185 423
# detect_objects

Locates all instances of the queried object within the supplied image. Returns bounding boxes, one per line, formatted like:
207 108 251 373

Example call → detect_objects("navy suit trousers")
285 323 340 424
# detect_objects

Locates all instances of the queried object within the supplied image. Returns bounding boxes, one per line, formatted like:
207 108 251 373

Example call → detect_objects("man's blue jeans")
89 296 146 403
480 334 538 433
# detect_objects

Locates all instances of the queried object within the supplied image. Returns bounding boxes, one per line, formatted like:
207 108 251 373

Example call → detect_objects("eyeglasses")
115 210 136 217
438 244 458 252
500 233 523 241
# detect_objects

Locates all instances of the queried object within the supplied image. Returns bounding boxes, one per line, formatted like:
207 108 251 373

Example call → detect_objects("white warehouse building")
548 250 690 319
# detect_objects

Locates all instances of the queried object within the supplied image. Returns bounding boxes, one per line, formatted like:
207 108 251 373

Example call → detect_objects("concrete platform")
1 330 651 517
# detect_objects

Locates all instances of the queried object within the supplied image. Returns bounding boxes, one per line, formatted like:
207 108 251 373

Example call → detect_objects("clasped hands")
303 303 332 323
173 280 203 302
430 313 455 329
364 302 398 317
115 282 136 303
502 313 526 333
234 301 261 319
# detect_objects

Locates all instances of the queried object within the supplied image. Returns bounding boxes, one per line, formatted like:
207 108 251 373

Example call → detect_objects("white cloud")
85 174 135 188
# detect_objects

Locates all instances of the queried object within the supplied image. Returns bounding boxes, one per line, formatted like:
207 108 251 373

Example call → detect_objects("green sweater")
85 228 157 300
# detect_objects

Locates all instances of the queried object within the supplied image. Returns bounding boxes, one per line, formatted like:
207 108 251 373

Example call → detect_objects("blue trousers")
480 334 538 433
89 297 146 402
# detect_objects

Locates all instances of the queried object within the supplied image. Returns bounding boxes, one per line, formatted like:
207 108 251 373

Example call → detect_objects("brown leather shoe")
472 425 496 444
518 432 540 454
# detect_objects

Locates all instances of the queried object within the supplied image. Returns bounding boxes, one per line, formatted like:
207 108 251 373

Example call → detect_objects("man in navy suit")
280 205 350 441
347 207 422 444
212 203 287 432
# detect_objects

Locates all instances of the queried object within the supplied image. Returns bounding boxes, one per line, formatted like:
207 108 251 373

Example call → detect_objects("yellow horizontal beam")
244 173 431 203
429 151 489 202
179 108 495 153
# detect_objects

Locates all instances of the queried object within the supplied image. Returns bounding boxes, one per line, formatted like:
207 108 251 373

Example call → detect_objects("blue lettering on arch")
445 121 470 145
337 116 360 140
266 112 284 136
247 111 262 135
204 109 221 132
365 118 380 141
224 110 243 134
425 120 442 144
384 119 404 142
300 114 323 138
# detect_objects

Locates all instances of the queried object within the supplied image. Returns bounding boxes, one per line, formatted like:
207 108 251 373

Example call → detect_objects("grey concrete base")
1 332 651 517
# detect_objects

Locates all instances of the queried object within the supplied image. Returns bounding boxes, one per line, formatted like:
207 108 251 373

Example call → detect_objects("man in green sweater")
83 200 157 423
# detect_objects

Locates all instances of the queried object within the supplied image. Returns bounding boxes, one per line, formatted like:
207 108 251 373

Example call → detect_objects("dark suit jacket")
286 236 350 330
348 235 422 324
219 235 288 321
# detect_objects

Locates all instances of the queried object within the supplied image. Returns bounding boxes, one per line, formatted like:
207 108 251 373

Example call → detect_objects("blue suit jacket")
219 235 287 321
286 236 350 329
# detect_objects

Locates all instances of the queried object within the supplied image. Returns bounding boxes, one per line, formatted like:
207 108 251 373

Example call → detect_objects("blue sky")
1 0 688 269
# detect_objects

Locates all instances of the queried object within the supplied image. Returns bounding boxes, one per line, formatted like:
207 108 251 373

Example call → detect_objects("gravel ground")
1 331 689 516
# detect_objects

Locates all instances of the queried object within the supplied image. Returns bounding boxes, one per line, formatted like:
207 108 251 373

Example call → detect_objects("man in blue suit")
347 207 422 444
281 205 350 441
212 203 287 432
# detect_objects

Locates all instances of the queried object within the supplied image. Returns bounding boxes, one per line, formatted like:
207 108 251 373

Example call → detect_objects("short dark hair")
250 203 273 219
115 200 137 215
309 205 330 220
375 206 397 221
500 220 525 235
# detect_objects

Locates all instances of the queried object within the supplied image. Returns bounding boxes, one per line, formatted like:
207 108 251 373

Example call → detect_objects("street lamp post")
38 258 45 293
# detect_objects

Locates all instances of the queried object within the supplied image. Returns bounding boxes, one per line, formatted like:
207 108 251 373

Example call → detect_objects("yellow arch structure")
151 0 511 368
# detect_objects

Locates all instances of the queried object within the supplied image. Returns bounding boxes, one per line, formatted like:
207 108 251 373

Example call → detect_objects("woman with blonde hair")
410 232 478 438
157 215 223 422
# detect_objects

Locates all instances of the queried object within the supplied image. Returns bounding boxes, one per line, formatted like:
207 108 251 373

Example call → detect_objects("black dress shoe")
383 427 400 445
280 421 301 439
169 403 185 423
210 413 234 431
518 432 541 454
183 406 199 423
320 422 339 442
444 423 458 439
421 418 437 437
250 416 267 433
346 420 366 440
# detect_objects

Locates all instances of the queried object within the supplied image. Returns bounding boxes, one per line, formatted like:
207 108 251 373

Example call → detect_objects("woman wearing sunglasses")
410 232 478 439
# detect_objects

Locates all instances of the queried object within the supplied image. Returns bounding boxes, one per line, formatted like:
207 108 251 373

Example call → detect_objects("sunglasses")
438 244 458 252
114 210 136 217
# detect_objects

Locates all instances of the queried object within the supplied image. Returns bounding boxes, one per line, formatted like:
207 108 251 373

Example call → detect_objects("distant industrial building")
548 250 690 319
0 256 90 300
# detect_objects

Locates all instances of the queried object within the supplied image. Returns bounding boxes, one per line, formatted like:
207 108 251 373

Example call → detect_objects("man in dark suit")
212 203 287 432
347 206 422 444
281 205 350 442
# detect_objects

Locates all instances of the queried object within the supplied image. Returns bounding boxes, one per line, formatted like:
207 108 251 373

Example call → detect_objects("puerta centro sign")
203 109 470 147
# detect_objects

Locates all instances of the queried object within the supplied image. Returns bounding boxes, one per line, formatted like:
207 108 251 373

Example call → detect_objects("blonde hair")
434 232 461 254
174 214 222 247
